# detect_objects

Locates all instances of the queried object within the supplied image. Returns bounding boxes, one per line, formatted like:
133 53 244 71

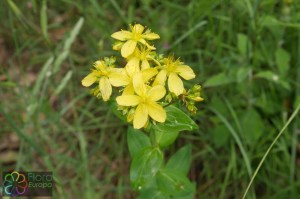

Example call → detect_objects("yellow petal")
133 73 146 96
142 33 160 40
109 67 124 73
175 65 195 80
141 60 150 69
126 58 140 75
147 101 166 123
111 30 132 41
153 70 167 86
168 73 184 96
121 40 137 58
82 73 97 87
147 85 166 101
123 84 135 95
112 42 124 50
133 104 148 129
142 68 158 82
99 77 112 101
133 24 145 34
109 71 129 87
116 95 141 106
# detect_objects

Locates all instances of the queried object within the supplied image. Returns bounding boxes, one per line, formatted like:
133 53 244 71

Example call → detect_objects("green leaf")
165 144 192 176
137 178 166 199
137 177 175 199
204 73 234 87
155 130 179 148
212 124 230 147
237 33 251 57
261 15 279 27
236 67 251 82
275 48 290 76
154 106 198 133
130 147 163 190
255 70 290 90
156 169 195 197
260 15 283 39
138 187 170 199
210 96 228 116
293 95 300 110
241 109 264 143
127 127 151 158
176 193 195 199
255 70 278 81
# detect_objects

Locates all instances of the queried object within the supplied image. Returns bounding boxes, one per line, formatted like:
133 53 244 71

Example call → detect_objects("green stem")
163 99 178 108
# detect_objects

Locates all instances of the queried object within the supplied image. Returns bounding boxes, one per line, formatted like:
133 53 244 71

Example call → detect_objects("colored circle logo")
2 171 28 197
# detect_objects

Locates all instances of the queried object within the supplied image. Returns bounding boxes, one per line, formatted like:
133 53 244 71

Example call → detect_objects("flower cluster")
82 24 203 129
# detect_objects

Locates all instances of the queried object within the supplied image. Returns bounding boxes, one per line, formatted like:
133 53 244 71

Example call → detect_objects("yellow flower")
110 64 158 95
126 47 155 70
116 73 166 129
81 60 123 101
153 56 195 96
111 24 160 58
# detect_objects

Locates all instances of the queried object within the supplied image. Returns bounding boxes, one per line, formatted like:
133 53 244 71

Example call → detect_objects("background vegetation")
0 0 299 198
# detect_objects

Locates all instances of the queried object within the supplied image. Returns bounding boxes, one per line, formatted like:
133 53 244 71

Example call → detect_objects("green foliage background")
0 0 300 198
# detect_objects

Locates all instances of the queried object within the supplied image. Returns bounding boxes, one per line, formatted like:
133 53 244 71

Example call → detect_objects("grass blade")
109 0 128 24
242 102 300 199
32 57 54 97
53 70 73 95
0 107 46 156
40 0 50 43
169 21 207 49
210 107 252 177
210 107 256 199
53 17 84 73
6 0 23 20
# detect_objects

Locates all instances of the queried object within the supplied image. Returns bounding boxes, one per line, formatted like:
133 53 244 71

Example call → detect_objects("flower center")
101 70 108 76
140 51 147 60
132 32 142 41
165 63 176 75
139 95 148 104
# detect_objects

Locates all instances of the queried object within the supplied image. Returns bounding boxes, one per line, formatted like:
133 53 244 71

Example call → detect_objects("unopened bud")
192 96 204 102
112 42 123 51
127 108 135 122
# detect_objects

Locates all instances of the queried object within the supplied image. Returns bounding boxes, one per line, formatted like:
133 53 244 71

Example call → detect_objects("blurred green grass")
0 0 300 198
